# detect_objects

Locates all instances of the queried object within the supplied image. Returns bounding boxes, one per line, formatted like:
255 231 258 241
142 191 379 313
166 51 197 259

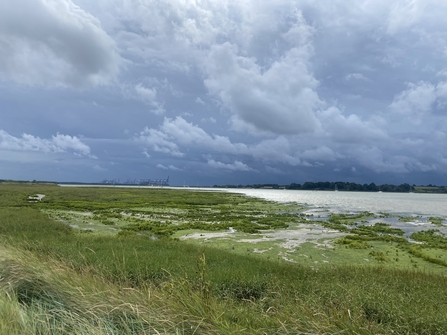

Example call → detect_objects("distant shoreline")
1 179 446 193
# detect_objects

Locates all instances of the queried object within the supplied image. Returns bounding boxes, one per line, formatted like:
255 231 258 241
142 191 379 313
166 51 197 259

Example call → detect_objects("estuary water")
214 188 447 217
60 184 446 217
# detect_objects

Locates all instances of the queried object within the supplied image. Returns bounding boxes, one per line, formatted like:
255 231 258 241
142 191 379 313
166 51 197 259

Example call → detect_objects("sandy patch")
238 226 345 249
180 224 346 250
180 232 233 240
253 248 272 254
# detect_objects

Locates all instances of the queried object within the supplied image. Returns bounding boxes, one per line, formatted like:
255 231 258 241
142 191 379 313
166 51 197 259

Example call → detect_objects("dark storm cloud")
1 0 447 185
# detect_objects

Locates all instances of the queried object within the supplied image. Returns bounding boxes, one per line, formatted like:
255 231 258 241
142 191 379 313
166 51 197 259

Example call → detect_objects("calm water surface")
215 189 447 217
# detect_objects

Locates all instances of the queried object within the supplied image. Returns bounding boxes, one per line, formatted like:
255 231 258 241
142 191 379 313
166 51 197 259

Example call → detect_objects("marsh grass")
2 215 447 334
429 216 445 226
0 244 214 335
3 239 447 334
1 183 447 334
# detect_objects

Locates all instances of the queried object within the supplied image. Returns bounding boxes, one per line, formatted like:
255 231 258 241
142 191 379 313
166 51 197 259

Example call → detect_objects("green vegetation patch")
336 237 370 249
398 215 422 222
350 222 405 236
429 216 445 226
411 229 447 249
414 185 447 193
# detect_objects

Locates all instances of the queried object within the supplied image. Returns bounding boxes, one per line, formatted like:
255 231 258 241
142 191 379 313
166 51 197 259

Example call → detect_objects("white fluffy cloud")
137 117 248 157
389 82 437 122
317 107 388 144
134 83 165 115
156 164 182 171
346 73 370 81
203 39 321 134
350 146 438 174
136 127 184 157
249 137 301 166
0 130 91 156
0 0 120 87
389 80 447 123
207 160 254 172
51 133 91 155
92 164 107 172
137 117 304 166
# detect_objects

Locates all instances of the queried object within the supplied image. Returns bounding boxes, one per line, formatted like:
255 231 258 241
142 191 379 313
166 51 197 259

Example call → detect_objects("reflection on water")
216 188 447 217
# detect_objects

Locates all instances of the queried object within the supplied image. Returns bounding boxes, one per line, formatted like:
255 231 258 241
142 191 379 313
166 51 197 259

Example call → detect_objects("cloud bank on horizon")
1 0 446 185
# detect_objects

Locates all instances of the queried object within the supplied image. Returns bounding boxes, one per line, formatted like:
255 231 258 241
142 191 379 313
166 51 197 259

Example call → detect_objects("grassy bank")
1 183 447 334
414 185 447 193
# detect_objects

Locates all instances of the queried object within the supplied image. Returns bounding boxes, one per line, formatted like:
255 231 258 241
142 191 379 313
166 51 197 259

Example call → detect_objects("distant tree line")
287 181 413 192
213 182 447 193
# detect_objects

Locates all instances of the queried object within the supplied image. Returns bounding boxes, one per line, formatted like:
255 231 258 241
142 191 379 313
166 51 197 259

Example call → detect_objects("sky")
1 0 447 186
